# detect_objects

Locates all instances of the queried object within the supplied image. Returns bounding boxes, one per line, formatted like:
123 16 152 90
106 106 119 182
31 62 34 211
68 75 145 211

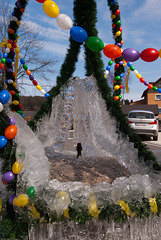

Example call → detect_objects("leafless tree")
0 0 57 94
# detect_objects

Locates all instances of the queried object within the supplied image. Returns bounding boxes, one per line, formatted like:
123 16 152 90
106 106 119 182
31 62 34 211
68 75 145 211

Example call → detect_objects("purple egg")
2 171 15 184
122 48 140 62
9 117 16 125
119 61 124 65
144 81 149 86
116 43 121 47
29 75 34 80
9 194 16 205
17 2 22 8
7 68 13 73
0 69 2 74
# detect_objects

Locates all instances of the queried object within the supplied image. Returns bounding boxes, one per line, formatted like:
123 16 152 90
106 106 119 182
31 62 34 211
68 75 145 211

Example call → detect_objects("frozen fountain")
2 76 161 240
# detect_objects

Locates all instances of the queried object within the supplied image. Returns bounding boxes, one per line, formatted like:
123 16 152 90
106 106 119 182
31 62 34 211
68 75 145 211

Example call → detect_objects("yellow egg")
115 31 121 37
12 161 23 174
111 14 116 19
12 100 19 106
136 73 142 79
159 49 161 58
16 21 21 26
13 82 17 88
43 0 59 18
36 85 42 90
114 85 120 90
13 194 29 207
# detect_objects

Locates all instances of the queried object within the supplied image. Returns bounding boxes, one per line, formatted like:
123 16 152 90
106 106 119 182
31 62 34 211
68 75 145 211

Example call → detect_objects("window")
159 83 161 88
155 94 161 100
129 112 154 119
159 108 161 114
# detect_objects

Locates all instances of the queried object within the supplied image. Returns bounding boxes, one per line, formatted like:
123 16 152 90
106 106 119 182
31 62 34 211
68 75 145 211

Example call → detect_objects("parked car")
127 110 159 141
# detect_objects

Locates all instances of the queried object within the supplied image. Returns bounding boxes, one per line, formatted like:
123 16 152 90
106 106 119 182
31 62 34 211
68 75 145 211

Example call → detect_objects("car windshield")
128 112 154 119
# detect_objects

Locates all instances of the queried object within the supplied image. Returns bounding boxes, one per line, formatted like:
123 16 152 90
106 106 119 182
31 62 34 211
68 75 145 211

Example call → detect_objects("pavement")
141 131 161 165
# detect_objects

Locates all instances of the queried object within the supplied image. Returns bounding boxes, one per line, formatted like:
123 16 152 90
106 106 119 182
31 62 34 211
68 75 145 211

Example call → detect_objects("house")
121 104 159 116
130 77 161 119
20 96 46 122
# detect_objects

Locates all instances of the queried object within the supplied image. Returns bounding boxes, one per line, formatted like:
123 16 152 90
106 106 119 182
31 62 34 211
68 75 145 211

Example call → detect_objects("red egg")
140 48 159 62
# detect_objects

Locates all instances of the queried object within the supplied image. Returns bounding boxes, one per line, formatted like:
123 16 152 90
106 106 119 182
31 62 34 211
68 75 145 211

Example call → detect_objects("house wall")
147 92 161 118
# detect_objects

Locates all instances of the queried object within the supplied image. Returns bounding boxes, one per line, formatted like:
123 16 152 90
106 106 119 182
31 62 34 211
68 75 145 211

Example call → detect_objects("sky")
6 0 161 100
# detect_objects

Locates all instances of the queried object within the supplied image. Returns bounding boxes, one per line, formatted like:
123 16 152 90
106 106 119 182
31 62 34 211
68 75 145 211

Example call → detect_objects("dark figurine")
76 143 82 158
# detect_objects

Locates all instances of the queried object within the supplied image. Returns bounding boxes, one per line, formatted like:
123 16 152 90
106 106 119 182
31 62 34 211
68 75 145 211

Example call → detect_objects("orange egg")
4 125 17 140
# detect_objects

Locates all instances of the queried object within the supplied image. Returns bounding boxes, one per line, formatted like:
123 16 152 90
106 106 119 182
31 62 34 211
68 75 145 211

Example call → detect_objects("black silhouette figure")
76 143 82 158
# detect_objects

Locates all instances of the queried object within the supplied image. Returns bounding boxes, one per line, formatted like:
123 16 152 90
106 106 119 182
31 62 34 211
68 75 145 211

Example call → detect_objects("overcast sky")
7 0 161 100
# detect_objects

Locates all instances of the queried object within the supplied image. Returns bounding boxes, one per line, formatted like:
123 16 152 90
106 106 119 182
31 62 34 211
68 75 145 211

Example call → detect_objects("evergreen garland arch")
0 0 161 238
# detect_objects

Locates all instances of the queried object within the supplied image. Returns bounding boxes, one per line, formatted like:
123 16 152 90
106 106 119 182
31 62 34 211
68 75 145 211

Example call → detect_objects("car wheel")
153 135 158 141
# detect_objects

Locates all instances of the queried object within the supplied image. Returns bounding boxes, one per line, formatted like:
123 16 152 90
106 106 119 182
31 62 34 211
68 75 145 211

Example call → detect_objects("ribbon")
149 198 158 213
28 204 40 219
15 50 19 80
0 38 8 48
64 208 70 218
119 200 130 216
88 193 101 219
126 68 131 94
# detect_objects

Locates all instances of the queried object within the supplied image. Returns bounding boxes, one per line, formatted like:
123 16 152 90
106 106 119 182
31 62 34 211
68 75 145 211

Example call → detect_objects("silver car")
127 110 159 141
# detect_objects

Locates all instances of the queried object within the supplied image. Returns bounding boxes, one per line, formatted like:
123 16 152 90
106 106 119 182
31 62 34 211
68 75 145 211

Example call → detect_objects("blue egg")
127 62 132 67
106 65 111 70
0 90 10 104
6 58 12 64
157 88 161 93
0 136 7 149
3 53 8 58
70 26 88 43
20 59 25 65
0 52 2 59
45 93 50 98
120 73 124 78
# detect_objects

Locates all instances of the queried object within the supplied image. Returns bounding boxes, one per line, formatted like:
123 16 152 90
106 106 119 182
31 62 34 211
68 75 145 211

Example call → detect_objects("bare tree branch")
0 0 58 94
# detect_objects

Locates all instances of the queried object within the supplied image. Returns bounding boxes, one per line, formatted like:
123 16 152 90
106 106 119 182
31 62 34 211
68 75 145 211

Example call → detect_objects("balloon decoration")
140 48 159 62
56 14 73 30
70 26 88 43
122 48 140 62
36 0 46 3
86 36 104 52
43 0 59 18
103 44 122 59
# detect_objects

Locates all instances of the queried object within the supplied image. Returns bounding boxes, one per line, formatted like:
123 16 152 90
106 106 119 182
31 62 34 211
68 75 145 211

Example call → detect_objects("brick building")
130 77 161 119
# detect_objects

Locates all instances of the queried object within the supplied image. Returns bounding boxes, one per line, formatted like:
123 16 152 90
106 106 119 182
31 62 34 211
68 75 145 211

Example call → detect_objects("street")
140 132 161 165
